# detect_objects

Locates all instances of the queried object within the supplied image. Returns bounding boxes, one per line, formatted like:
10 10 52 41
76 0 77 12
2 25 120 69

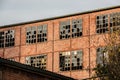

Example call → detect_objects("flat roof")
0 5 120 28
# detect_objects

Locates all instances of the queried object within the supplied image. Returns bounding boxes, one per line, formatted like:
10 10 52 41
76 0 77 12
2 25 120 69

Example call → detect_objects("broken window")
26 24 47 44
59 51 71 71
0 30 15 48
59 50 83 71
72 19 82 38
5 30 15 47
96 15 108 34
59 19 82 39
110 12 120 32
37 24 47 42
26 54 47 70
0 31 4 48
71 50 83 70
26 27 36 44
96 47 108 65
59 20 71 39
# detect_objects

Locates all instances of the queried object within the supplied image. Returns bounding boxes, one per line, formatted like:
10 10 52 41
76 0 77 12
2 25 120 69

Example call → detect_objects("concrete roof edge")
0 5 120 28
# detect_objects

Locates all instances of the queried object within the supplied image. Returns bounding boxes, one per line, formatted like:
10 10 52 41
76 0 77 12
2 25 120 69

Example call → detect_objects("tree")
94 28 120 80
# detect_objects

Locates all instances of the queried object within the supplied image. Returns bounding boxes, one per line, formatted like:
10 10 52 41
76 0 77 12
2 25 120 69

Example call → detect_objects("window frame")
59 20 71 40
71 18 83 38
0 29 15 48
110 12 120 32
96 14 109 34
96 47 108 66
26 27 37 44
26 24 48 44
96 12 120 34
37 24 48 43
59 18 83 40
59 50 83 71
25 54 47 70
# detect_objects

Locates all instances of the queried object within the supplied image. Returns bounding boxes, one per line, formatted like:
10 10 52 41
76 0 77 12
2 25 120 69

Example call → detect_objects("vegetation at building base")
94 28 120 80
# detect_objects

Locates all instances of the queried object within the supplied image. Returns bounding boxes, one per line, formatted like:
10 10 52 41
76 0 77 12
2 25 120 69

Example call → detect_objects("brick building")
0 6 120 80
0 58 74 80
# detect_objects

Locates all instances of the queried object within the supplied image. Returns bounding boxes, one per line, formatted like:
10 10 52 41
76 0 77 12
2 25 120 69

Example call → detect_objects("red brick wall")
2 67 51 80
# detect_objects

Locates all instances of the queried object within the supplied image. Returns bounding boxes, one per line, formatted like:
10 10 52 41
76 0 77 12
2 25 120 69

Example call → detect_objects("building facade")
0 6 120 80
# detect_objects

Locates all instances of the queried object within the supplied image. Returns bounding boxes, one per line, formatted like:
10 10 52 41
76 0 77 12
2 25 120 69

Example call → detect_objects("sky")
0 0 120 26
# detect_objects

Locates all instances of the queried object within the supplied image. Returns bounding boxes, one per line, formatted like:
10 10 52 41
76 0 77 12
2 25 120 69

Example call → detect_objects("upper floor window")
110 12 120 31
37 24 47 42
60 20 71 39
26 27 37 44
96 15 108 34
59 50 83 71
0 32 4 48
26 54 47 69
96 47 108 65
5 30 15 47
26 24 47 44
72 19 82 38
59 19 82 39
0 30 15 48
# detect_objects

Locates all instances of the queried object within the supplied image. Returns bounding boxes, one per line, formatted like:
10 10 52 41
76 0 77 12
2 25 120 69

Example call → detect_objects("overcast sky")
0 0 120 26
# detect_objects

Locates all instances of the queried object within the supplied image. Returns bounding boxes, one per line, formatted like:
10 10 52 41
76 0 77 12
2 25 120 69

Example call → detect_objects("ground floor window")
59 50 83 71
96 47 108 66
26 54 47 70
